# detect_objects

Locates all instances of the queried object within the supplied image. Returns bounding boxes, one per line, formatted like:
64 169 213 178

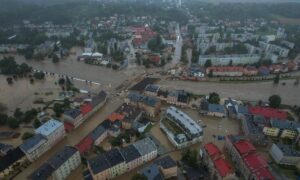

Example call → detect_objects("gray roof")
237 105 249 114
20 134 46 152
140 164 163 180
64 109 81 119
271 119 300 131
145 84 160 93
29 163 54 180
89 125 106 141
154 155 177 169
88 154 110 174
48 146 78 169
120 144 141 163
91 91 107 108
275 144 300 157
104 148 125 167
133 137 157 156
208 104 226 114
127 92 159 107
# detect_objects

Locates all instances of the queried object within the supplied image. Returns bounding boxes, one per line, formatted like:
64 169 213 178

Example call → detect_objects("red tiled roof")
204 143 221 160
149 55 161 63
249 107 287 120
214 158 233 177
243 154 267 171
107 112 124 122
64 122 75 132
75 136 94 155
80 103 93 116
253 168 275 180
233 140 256 156
207 66 244 72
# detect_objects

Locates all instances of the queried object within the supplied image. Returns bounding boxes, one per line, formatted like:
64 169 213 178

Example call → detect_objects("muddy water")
160 79 300 105
13 98 124 180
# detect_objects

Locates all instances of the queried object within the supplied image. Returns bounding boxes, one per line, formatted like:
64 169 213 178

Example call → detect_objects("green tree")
204 59 212 68
53 103 65 117
269 95 281 108
208 92 220 104
52 54 59 63
33 72 45 79
22 132 34 140
182 149 198 168
33 119 41 128
0 113 8 125
273 74 280 84
7 117 19 129
14 108 23 120
131 174 147 180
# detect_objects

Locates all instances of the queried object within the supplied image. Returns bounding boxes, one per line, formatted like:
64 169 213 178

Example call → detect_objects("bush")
22 132 34 140
33 72 45 79
7 117 20 129
0 113 8 125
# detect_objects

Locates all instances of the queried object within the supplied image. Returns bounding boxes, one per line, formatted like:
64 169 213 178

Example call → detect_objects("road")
166 23 182 69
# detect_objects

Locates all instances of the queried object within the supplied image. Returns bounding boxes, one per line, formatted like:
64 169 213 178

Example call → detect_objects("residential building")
88 154 111 180
133 137 158 163
144 84 160 97
0 143 13 156
0 148 26 178
207 104 226 118
202 143 236 180
20 134 48 162
154 156 178 179
126 93 161 117
166 90 190 107
63 109 83 130
89 125 108 146
249 107 287 120
263 127 280 137
29 146 81 180
270 119 300 139
35 119 65 147
206 67 244 77
198 54 260 66
270 143 300 166
139 164 164 180
224 135 274 180
120 145 142 171
105 148 126 178
161 106 203 149
114 103 143 129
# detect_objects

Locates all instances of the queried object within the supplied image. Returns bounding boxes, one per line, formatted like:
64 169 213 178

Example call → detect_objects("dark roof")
88 154 110 174
271 119 300 131
89 125 106 141
128 93 159 107
120 144 141 163
275 144 300 157
145 84 160 93
20 134 46 152
0 147 25 171
237 105 249 114
154 155 177 169
142 96 159 107
157 90 168 98
140 164 164 180
29 163 54 180
177 92 189 104
200 100 209 111
91 91 107 108
115 103 142 123
100 120 112 129
48 146 78 169
208 104 225 114
64 109 81 119
0 143 13 153
104 148 125 167
183 166 204 180
130 78 159 92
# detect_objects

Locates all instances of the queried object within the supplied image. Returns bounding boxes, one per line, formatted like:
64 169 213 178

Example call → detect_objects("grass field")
272 14 300 25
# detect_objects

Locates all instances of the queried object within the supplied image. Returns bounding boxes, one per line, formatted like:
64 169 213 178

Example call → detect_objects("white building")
270 144 300 166
35 119 65 146
198 54 260 66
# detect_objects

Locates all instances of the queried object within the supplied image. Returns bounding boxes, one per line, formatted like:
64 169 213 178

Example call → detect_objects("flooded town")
1 0 300 180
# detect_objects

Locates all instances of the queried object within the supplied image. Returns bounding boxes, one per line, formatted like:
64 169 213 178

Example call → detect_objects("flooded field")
160 79 300 105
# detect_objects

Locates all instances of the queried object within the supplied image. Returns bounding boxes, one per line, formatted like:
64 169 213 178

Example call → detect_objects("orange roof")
107 112 124 122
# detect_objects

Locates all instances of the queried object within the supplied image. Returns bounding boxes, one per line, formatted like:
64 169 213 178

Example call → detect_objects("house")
207 104 226 118
89 125 108 146
224 135 275 180
63 109 83 130
139 164 164 180
35 119 65 147
270 143 300 166
166 90 190 107
258 66 270 76
29 146 81 180
206 66 244 77
144 84 160 97
0 143 13 156
88 154 111 180
75 136 94 155
103 148 126 179
154 155 178 179
114 103 143 129
203 143 235 180
133 117 151 133
0 148 26 178
133 137 158 163
249 107 287 120
20 134 48 162
263 127 280 137
120 144 142 171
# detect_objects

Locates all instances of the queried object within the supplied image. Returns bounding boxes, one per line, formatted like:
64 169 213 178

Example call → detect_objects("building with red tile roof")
203 143 236 180
249 106 287 120
107 113 125 122
80 103 93 116
206 66 244 77
224 135 275 180
75 136 94 155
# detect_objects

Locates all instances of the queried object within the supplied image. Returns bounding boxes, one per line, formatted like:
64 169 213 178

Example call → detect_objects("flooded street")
160 79 300 105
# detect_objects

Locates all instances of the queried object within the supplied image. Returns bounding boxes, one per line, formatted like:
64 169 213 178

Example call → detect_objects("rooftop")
249 107 287 120
88 154 110 174
253 168 275 180
214 158 233 178
89 125 107 141
140 164 163 180
119 144 141 163
243 153 267 172
90 91 107 108
20 134 47 152
0 147 25 172
35 119 63 137
130 77 159 92
208 104 226 114
48 146 78 169
233 139 256 156
274 144 300 157
204 143 221 159
127 93 160 107
154 155 177 169
133 137 157 156
270 119 300 131
145 84 160 93
104 148 125 167
166 106 203 136
29 163 54 180
64 109 81 119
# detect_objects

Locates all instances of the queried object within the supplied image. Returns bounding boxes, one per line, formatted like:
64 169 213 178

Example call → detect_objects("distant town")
1 0 300 180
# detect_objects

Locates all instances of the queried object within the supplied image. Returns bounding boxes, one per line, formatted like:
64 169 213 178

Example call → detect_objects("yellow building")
263 127 280 137
281 130 297 139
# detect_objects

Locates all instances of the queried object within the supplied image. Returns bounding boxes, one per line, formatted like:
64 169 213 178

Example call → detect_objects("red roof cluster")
80 103 93 116
204 143 233 178
249 106 287 120
207 66 244 73
230 138 275 180
75 136 94 155
132 26 156 47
